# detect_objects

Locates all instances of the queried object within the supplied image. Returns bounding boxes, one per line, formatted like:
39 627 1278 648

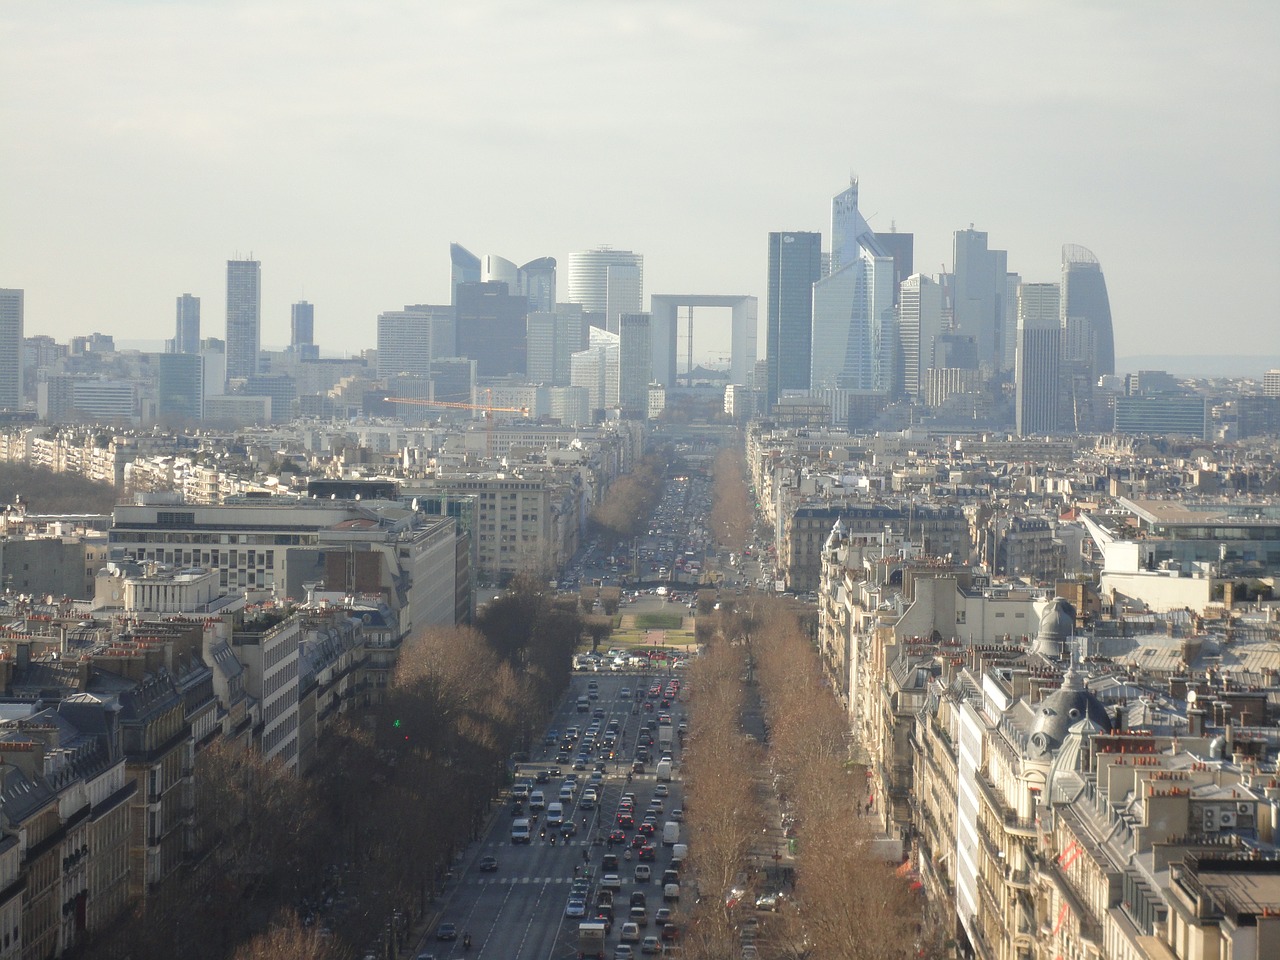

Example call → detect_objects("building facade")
225 259 261 382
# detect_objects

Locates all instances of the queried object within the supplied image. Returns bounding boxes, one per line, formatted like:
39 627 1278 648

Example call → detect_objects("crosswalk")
464 876 656 885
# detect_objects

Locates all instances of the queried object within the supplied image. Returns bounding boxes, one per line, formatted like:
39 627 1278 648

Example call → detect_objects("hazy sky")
3 1 1277 369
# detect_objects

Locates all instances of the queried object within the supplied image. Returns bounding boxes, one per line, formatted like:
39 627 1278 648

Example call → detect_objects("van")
670 844 687 866
511 818 531 844
663 882 680 902
577 696 590 713
655 760 672 782
547 802 564 825
662 821 679 846
529 791 545 812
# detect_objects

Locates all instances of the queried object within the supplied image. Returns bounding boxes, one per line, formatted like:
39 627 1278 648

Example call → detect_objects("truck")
578 920 607 959
658 725 673 752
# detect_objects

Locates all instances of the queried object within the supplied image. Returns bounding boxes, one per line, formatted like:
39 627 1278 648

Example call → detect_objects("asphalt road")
412 671 688 960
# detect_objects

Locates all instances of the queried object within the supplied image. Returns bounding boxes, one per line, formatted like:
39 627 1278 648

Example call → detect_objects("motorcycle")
463 933 472 951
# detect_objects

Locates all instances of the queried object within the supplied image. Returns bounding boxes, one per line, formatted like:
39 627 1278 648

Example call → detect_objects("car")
654 907 672 925
647 800 663 814
671 808 683 822
566 898 587 918
602 853 620 871
634 864 651 882
630 890 647 908
637 822 655 837
610 828 629 844
561 820 578 837
755 892 785 911
478 855 498 872
638 844 657 861
641 936 662 955
661 922 680 942
620 922 640 943
614 946 635 960
602 873 622 890
535 769 550 783
574 758 588 770
573 880 591 897
653 784 669 798
632 761 646 774
435 923 457 941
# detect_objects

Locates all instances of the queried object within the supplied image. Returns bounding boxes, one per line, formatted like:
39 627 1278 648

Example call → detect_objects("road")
413 671 688 960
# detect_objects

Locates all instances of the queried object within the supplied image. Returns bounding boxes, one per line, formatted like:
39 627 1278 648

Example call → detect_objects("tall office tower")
225 259 262 381
484 254 519 289
618 314 653 415
157 353 205 423
450 243 481 305
898 274 944 400
403 304 457 360
1264 370 1280 398
811 183 897 394
565 248 644 330
1002 273 1022 371
454 281 528 377
1015 282 1062 436
377 308 433 379
291 301 314 348
0 289 23 409
526 304 586 386
952 228 1008 373
571 327 620 411
873 231 914 306
518 257 557 314
175 294 201 354
765 231 822 408
1060 244 1115 378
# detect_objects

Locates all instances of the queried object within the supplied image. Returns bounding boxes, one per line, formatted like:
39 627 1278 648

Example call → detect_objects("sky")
2 0 1278 370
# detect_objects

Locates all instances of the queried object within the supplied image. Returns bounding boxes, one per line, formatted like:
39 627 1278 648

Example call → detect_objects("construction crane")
383 392 530 456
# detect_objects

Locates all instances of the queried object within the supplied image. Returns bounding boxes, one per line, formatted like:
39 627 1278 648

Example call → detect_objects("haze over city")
2 1 1277 366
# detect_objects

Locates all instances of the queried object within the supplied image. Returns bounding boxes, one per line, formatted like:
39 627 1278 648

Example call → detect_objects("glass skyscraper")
765 231 821 409
175 293 200 354
1061 244 1115 378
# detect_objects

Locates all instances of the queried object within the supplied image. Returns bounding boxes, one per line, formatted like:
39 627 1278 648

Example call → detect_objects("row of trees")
589 452 667 542
710 442 754 552
92 577 582 960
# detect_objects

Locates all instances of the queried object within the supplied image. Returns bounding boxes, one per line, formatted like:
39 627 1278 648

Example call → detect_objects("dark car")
435 923 457 941
638 845 656 862
608 830 627 845
632 761 645 774
478 855 498 872
602 853 620 871
535 770 550 783
561 821 578 837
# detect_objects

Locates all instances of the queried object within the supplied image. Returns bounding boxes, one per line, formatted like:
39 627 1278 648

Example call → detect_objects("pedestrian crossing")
465 876 650 885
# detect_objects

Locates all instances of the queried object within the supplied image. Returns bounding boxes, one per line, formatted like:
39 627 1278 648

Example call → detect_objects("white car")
653 784 669 797
602 873 622 890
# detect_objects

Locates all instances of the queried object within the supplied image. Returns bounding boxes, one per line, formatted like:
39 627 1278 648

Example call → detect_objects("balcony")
1006 866 1031 890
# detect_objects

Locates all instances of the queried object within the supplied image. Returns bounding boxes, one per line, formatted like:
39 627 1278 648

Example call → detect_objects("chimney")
1188 708 1206 737
1113 705 1126 734
15 643 29 671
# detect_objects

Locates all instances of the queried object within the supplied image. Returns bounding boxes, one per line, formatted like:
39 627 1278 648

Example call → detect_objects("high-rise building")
898 275 944 400
1014 282 1061 436
1061 244 1115 378
157 353 205 423
455 281 528 377
484 254 519 289
377 308 433 379
565 248 644 330
450 243 481 306
1264 370 1280 398
873 231 914 306
291 301 314 348
952 229 1009 372
518 258 557 314
526 304 586 387
175 293 200 355
618 314 652 415
225 259 261 381
811 183 897 395
0 289 24 409
765 231 822 408
571 327 620 411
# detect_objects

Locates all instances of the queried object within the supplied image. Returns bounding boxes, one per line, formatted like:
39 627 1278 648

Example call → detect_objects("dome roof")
1027 662 1110 759
1030 597 1076 658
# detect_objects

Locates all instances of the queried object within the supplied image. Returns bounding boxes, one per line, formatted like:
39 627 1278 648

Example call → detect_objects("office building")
450 242 481 305
1014 282 1062 436
952 229 1009 372
1114 395 1209 438
565 247 644 330
873 230 914 306
377 308 433 379
484 254 519 289
519 257 557 313
157 352 205 423
571 327 620 411
618 314 652 415
899 274 944 400
527 304 586 387
765 231 822 408
648 295 757 389
225 259 261 381
291 300 314 348
454 281 528 377
811 182 897 395
0 289 23 409
175 293 200 355
1003 272 1021 370
1061 244 1116 378
1264 369 1280 397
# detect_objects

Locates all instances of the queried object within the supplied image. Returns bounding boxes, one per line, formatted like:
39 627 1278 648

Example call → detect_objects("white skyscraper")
1015 282 1062 436
225 259 261 381
570 327 620 411
0 289 23 409
566 248 643 329
377 308 433 379
898 275 944 400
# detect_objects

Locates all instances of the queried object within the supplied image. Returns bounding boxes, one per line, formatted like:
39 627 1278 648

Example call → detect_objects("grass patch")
635 612 685 630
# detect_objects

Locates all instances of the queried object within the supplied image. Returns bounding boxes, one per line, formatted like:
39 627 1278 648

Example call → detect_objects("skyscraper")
0 289 23 409
1061 244 1115 378
377 308 433 379
898 275 944 400
291 301 314 348
952 229 1009 372
454 281 528 377
1015 282 1061 436
518 257 557 314
484 254 519 289
225 259 261 381
765 231 822 408
526 304 585 387
565 248 644 329
618 313 652 415
158 352 205 423
450 243 481 305
175 293 200 355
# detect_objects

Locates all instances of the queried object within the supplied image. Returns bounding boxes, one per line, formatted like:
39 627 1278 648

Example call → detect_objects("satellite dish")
411 498 419 512
1187 689 1198 704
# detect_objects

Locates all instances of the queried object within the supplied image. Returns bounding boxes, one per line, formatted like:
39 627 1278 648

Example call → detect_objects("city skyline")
1 2 1277 367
